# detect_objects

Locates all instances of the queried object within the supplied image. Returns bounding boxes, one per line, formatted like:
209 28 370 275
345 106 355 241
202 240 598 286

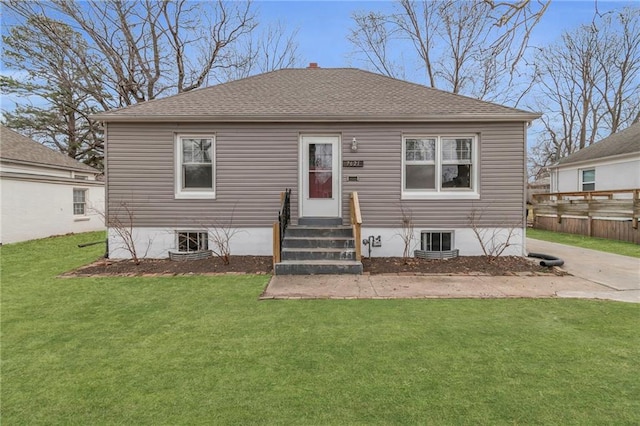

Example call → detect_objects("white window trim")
420 230 455 251
579 168 595 191
402 135 479 200
175 134 216 199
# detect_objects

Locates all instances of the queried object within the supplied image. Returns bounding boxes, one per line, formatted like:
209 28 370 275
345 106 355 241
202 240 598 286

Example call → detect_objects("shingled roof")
0 126 98 173
93 68 540 123
553 122 640 167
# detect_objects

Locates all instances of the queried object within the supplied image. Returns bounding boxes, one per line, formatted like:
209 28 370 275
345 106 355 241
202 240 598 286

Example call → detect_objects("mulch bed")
65 255 563 277
362 256 563 276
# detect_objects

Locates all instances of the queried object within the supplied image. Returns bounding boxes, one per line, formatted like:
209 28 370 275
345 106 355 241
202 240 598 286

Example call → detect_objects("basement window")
421 231 453 252
416 231 459 259
177 231 209 253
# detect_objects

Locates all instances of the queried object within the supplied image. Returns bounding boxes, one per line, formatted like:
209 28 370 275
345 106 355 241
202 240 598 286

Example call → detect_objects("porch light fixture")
351 137 358 152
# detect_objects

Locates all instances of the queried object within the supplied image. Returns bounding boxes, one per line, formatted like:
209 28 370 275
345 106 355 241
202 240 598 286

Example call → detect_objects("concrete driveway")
526 238 639 302
262 240 639 303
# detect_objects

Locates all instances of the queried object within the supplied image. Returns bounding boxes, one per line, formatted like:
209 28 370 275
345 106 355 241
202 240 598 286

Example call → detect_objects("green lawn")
527 228 640 258
2 233 639 425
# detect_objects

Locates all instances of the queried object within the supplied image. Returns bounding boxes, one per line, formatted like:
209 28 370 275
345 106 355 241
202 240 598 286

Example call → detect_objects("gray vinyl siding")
106 121 525 228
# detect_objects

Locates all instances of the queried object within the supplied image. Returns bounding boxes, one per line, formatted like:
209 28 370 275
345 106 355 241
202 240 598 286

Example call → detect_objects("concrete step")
282 236 356 249
281 247 357 261
298 217 343 226
275 260 363 275
285 225 353 238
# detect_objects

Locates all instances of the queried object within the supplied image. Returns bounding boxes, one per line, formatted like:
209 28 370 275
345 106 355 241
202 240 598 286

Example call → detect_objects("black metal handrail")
278 188 291 255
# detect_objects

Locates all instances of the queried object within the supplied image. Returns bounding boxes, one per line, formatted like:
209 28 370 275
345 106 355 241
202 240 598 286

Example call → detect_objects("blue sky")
1 0 636 133
255 0 635 70
1 1 634 88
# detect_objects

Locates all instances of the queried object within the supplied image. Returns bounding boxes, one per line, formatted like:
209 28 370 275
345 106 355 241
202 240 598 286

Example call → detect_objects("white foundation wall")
108 227 274 259
1 178 105 244
108 226 525 259
360 227 526 257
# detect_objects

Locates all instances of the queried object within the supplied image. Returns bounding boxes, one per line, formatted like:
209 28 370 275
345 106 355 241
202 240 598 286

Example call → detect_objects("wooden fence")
532 189 640 244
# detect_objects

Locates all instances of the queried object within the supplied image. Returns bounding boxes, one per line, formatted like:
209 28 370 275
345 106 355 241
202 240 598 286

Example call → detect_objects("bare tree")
206 203 245 265
349 0 549 103
1 17 105 168
2 1 302 167
348 12 405 79
5 0 257 108
397 203 416 263
469 209 522 262
218 20 303 82
100 201 153 265
529 7 640 177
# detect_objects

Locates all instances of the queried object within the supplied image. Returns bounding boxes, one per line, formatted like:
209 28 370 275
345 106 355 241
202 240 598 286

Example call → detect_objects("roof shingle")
555 122 640 167
93 68 540 122
0 126 98 173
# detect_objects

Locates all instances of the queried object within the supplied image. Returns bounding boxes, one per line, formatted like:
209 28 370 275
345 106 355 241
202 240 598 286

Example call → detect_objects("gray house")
93 66 539 273
549 122 640 193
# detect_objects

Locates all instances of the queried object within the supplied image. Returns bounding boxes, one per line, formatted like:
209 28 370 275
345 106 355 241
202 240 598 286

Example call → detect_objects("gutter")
91 113 542 123
0 171 105 186
548 152 640 169
0 158 99 174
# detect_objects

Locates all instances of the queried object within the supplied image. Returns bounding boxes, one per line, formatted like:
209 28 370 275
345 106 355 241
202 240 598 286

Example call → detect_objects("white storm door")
300 135 341 217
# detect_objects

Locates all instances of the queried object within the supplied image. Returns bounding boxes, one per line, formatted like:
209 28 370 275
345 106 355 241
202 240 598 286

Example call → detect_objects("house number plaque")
343 160 364 168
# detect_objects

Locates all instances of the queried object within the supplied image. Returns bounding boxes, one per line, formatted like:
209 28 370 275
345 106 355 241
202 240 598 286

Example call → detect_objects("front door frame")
299 133 342 218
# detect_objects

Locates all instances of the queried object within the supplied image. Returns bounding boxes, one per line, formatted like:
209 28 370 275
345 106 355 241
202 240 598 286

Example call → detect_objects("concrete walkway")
262 240 639 303
526 238 639 303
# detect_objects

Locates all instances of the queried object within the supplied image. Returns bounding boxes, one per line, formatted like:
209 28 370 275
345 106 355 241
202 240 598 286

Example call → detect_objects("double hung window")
73 189 87 215
403 136 478 199
175 135 215 199
581 169 595 191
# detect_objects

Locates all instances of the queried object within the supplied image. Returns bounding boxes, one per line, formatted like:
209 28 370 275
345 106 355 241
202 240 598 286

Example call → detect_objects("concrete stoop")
275 218 363 275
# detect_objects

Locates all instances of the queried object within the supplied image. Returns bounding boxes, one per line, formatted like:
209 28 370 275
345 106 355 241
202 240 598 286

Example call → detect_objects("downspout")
103 121 109 258
523 121 529 257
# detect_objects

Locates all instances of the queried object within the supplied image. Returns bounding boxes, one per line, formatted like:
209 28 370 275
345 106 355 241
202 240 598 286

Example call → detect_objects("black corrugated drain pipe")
528 252 564 267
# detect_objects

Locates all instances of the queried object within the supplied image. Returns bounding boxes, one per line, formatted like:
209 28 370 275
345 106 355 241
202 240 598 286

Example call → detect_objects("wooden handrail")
273 222 280 265
350 192 362 261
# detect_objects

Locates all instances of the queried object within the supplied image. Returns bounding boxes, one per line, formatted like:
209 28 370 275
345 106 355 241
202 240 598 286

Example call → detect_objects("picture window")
403 135 477 199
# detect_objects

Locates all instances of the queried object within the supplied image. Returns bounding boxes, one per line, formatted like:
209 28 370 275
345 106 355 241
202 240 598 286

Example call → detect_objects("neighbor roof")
552 122 640 167
0 126 98 173
92 68 540 123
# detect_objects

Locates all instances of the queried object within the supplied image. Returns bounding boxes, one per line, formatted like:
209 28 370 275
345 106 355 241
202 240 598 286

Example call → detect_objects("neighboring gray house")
549 122 640 193
0 126 105 244
93 66 539 272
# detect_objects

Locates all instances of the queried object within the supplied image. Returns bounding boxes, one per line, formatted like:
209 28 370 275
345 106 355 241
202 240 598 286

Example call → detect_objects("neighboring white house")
549 122 640 193
0 126 105 244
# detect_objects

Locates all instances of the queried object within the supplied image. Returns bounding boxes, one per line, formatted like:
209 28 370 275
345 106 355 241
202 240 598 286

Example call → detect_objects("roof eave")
0 157 99 174
548 151 640 169
91 113 542 123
